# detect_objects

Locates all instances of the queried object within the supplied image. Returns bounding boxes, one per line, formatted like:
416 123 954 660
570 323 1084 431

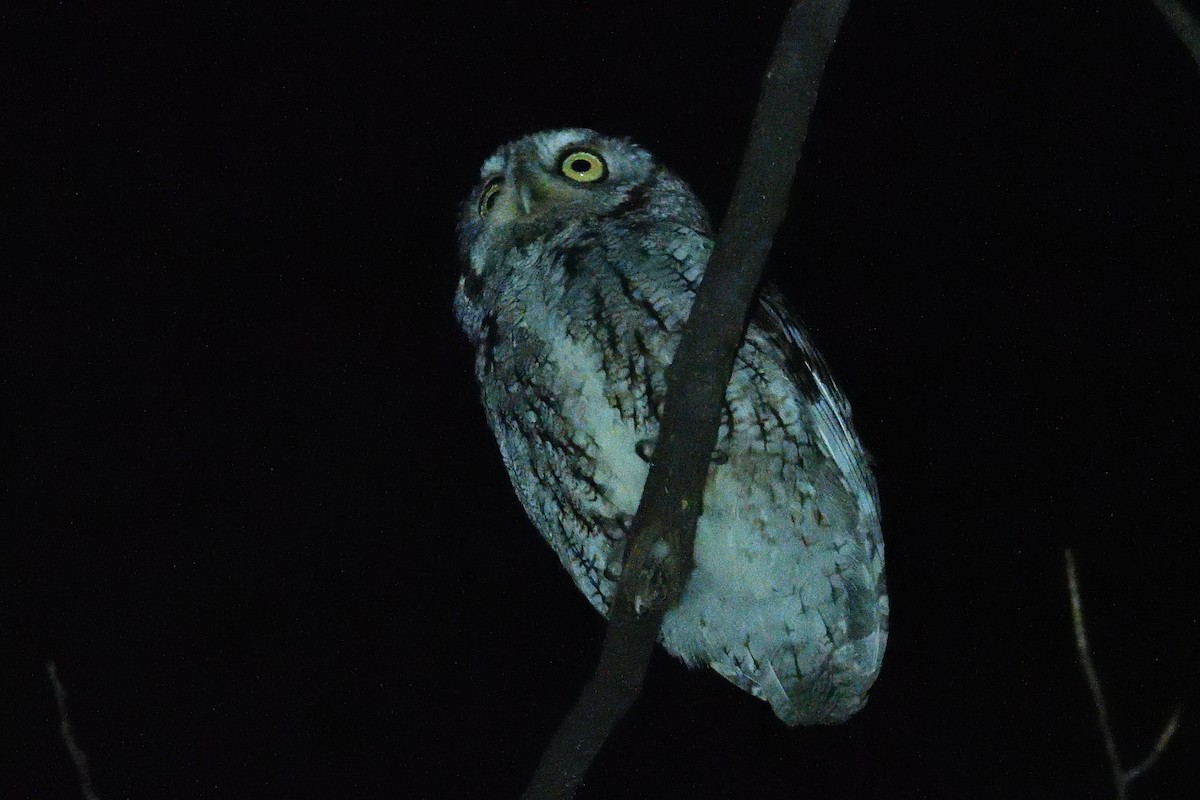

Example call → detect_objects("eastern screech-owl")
454 129 887 725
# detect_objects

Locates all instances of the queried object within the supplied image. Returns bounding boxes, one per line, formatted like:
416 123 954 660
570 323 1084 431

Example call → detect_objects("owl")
454 128 887 725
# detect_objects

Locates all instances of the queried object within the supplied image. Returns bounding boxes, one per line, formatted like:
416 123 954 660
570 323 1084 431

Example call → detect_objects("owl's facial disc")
476 142 614 229
474 168 564 225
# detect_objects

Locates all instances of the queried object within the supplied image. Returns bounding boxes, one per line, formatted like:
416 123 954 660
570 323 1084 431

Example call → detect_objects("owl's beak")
504 160 554 217
510 162 547 217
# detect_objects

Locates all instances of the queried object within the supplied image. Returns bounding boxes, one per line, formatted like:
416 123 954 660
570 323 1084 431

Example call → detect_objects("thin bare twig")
522 2 855 797
1064 549 1182 800
1065 550 1125 796
47 661 101 800
1124 706 1182 784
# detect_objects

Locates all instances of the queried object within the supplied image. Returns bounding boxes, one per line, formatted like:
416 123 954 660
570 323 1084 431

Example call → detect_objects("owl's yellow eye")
560 151 606 183
478 178 503 217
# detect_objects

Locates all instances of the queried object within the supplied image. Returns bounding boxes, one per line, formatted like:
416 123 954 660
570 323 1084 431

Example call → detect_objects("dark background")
4 1 1197 797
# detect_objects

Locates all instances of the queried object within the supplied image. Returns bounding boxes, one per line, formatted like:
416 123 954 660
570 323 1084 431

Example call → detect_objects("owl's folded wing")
753 284 878 513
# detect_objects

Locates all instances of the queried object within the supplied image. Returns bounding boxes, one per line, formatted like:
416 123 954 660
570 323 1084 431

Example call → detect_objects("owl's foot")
620 529 686 616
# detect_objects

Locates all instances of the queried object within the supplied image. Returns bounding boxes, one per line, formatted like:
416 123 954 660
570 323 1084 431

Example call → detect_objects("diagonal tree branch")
522 2 854 797
1149 0 1200 74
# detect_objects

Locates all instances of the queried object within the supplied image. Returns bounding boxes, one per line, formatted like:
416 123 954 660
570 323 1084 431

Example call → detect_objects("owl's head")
457 128 709 267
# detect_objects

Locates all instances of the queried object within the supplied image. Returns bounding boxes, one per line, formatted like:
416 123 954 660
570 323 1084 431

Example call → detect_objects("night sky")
5 2 1198 797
